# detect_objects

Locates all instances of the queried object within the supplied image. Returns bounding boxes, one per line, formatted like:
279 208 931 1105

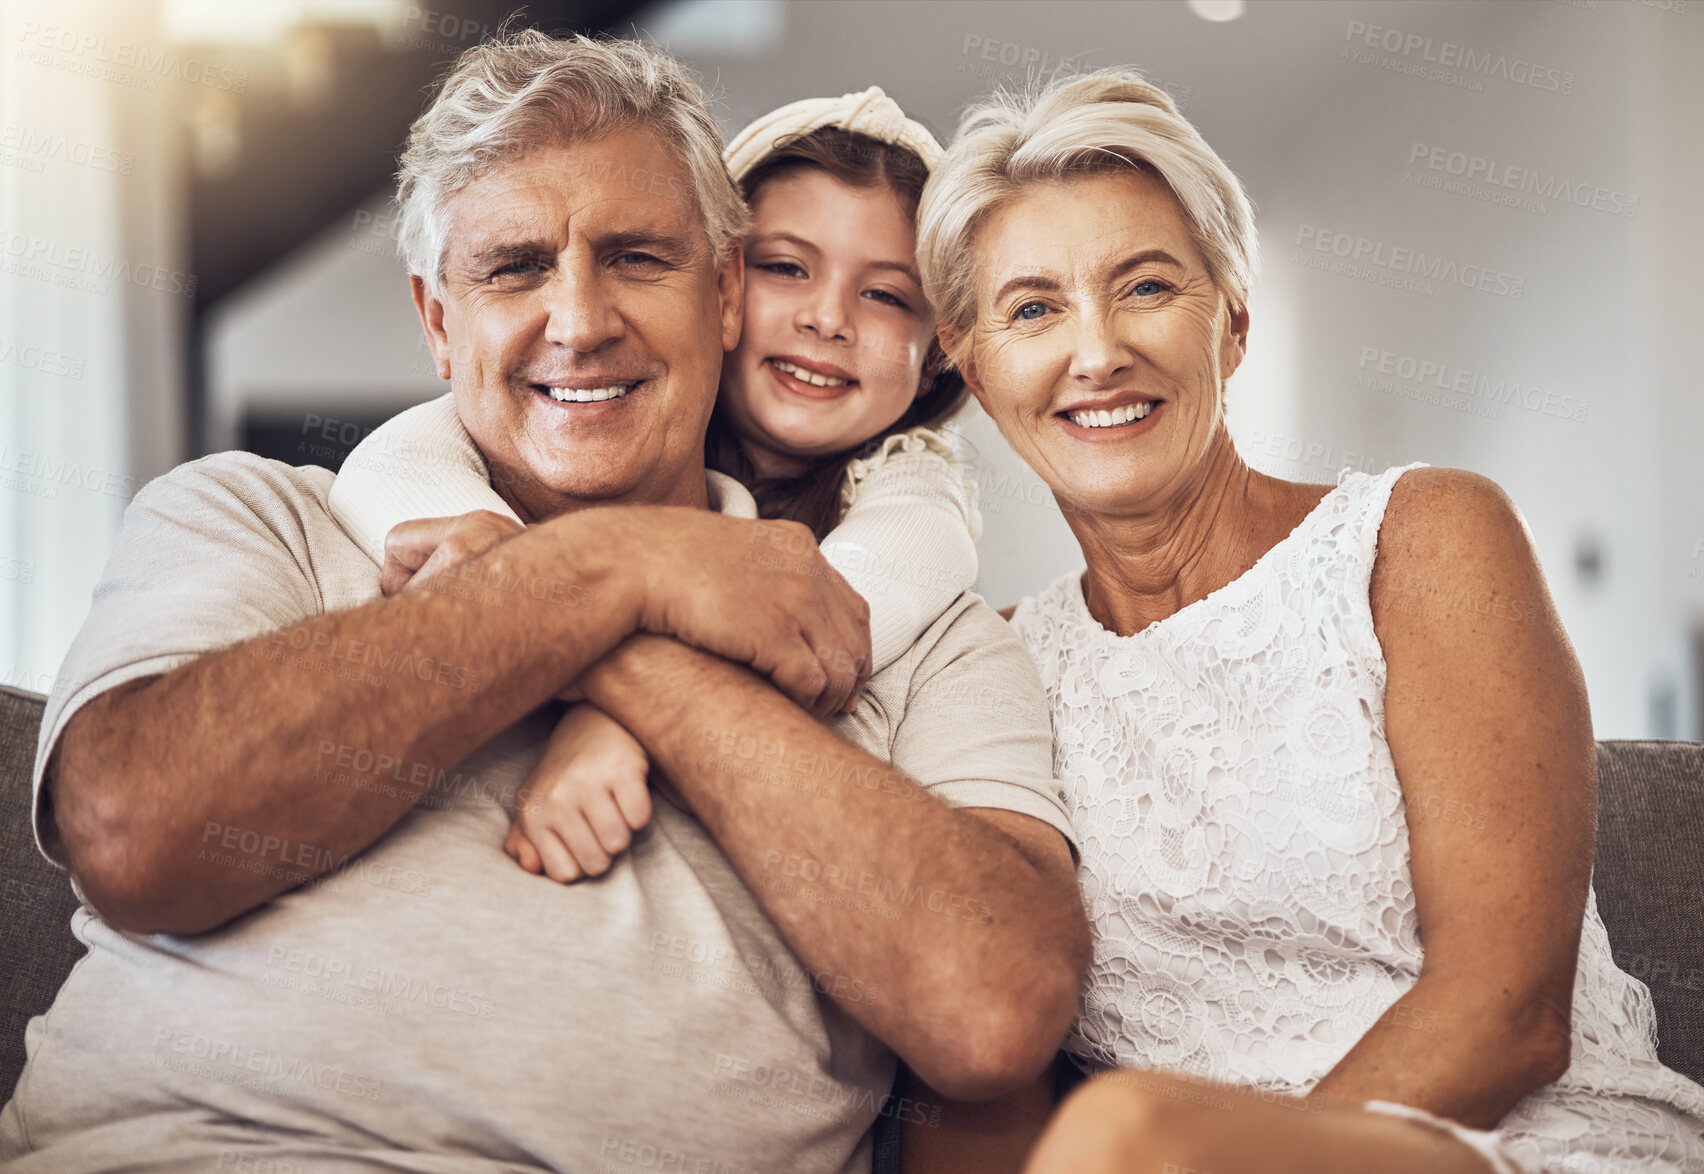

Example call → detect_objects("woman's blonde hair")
917 69 1257 368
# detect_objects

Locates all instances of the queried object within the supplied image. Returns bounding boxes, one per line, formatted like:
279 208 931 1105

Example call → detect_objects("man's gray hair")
396 29 750 293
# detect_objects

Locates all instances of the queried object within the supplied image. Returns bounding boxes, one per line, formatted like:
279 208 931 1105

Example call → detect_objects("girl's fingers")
505 825 544 875
531 827 584 885
556 812 613 878
584 792 636 858
611 774 654 832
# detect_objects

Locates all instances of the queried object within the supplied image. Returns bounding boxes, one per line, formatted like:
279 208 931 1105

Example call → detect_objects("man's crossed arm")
49 508 864 935
51 506 1087 1099
583 634 1089 1101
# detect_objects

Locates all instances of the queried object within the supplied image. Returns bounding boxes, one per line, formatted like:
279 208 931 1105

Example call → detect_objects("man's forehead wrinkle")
448 187 557 260
442 134 709 281
455 193 692 263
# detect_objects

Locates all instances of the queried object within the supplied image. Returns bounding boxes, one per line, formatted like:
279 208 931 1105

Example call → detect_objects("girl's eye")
1133 279 1171 297
1015 301 1049 321
760 261 805 278
865 289 910 310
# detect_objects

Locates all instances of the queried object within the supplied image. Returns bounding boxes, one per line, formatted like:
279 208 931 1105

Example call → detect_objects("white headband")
723 86 943 183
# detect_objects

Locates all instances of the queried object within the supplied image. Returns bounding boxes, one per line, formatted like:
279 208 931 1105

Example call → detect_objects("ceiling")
185 0 651 311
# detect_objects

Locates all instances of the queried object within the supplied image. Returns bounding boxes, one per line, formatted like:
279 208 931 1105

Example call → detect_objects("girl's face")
720 168 936 477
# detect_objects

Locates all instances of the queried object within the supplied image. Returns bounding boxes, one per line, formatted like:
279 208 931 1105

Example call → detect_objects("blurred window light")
284 26 338 109
1188 0 1246 21
640 0 785 54
191 89 242 177
163 0 409 45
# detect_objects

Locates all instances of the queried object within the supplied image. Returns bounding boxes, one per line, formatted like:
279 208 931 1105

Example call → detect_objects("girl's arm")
328 393 520 566
819 428 980 675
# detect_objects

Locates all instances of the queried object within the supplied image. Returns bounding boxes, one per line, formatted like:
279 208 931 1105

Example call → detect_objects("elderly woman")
903 71 1704 1173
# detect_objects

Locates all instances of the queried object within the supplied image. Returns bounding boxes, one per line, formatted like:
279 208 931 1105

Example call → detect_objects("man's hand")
382 508 870 715
631 511 872 716
380 510 524 596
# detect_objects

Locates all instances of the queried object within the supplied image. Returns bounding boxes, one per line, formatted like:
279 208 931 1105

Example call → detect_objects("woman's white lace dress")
1009 465 1704 1173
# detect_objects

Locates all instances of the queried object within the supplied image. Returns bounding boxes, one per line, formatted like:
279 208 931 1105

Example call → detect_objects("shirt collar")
706 469 758 519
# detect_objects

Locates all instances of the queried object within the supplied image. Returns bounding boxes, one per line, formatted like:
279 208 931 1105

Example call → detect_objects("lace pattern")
1010 465 1704 1173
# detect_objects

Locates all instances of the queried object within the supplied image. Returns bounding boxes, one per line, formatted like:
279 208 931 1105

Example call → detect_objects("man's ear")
716 239 745 354
410 274 453 382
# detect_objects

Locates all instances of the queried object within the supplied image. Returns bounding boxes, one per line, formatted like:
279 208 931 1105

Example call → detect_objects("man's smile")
531 378 645 404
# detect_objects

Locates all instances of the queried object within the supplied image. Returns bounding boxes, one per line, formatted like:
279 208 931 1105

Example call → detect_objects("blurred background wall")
2 0 1700 739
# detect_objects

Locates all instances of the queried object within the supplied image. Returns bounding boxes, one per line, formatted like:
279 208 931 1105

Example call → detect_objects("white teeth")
771 359 851 388
546 384 633 403
1067 401 1154 428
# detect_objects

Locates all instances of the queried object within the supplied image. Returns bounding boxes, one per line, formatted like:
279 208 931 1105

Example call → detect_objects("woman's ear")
1218 300 1249 382
938 326 987 407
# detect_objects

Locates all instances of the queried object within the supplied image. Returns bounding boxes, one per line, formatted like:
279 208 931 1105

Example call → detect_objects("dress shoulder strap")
1336 462 1428 586
1296 462 1428 684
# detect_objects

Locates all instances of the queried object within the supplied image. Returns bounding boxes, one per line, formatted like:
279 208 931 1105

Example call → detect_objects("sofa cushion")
1 686 86 1104
1591 739 1704 1084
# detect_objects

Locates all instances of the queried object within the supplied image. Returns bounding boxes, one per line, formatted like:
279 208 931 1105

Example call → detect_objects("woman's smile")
1057 396 1164 440
957 168 1243 516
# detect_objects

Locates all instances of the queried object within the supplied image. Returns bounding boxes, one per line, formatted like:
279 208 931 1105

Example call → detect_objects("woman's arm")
1312 468 1594 1126
820 433 980 674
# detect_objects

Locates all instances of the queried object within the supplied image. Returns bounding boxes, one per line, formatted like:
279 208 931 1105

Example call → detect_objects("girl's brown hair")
705 126 968 540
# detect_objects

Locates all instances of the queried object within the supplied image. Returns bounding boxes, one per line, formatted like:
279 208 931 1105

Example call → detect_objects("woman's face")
720 168 936 477
954 169 1247 518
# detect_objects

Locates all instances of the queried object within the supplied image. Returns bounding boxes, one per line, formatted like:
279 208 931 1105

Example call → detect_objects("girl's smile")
718 168 935 479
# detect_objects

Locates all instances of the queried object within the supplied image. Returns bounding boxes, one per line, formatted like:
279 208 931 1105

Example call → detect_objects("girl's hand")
504 702 653 883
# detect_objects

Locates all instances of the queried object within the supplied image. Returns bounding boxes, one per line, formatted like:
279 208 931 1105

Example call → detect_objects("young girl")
329 88 979 882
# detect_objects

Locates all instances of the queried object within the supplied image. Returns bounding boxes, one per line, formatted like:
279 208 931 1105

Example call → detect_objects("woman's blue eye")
1016 302 1048 320
1134 280 1169 296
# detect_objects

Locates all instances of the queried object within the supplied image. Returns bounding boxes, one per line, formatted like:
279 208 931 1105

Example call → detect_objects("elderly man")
0 31 1086 1174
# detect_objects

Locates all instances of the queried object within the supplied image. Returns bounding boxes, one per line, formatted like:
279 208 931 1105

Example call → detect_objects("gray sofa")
4 682 1702 1125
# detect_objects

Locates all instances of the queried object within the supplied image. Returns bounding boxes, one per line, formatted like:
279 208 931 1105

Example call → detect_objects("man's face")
412 127 743 521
